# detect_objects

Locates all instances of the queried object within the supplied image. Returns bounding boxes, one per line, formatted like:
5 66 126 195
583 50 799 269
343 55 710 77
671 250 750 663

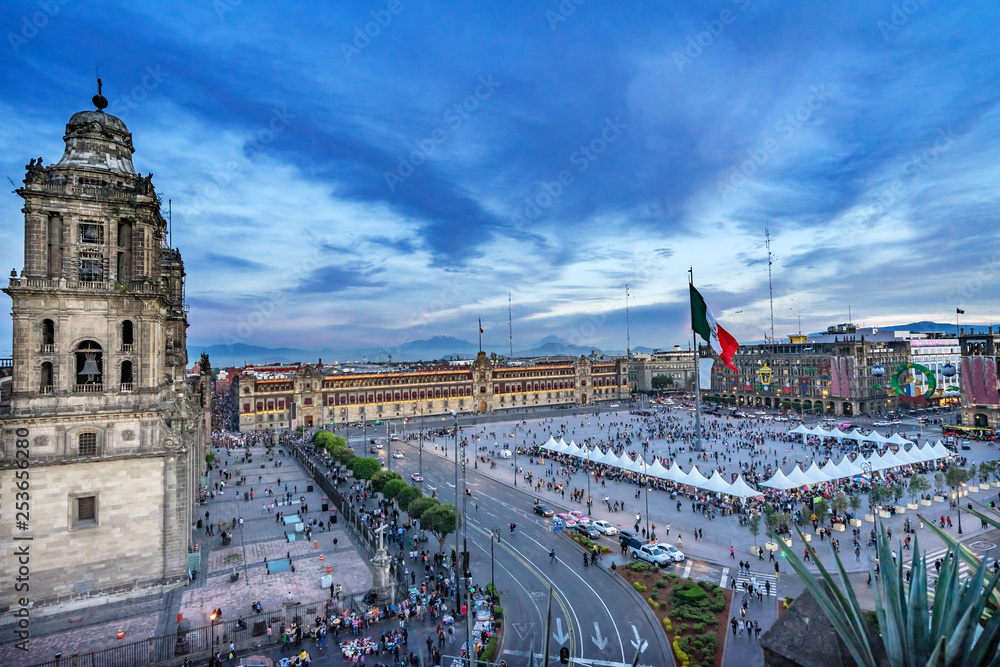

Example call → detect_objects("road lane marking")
682 561 692 579
720 567 729 587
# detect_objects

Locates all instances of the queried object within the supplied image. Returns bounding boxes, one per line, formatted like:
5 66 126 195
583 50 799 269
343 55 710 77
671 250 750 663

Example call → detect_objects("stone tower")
0 89 209 611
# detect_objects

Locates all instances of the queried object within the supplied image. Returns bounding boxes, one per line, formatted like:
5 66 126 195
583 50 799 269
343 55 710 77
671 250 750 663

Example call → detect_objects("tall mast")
689 267 702 452
625 283 631 358
508 292 513 361
766 227 774 342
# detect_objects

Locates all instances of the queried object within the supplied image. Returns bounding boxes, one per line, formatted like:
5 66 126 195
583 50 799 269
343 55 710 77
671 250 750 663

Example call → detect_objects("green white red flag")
690 284 739 372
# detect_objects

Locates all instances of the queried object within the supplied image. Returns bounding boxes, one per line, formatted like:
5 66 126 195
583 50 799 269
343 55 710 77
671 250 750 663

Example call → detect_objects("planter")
833 523 846 532
803 533 811 542
968 485 978 492
895 506 906 514
849 519 862 527
981 482 991 489
920 499 932 506
864 514 875 523
765 541 779 552
907 503 919 510
933 495 944 503
878 510 891 519
780 537 792 547
750 546 762 556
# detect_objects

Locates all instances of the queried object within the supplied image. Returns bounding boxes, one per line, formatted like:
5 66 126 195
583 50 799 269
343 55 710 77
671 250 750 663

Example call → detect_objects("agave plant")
772 525 1000 666
919 500 1000 616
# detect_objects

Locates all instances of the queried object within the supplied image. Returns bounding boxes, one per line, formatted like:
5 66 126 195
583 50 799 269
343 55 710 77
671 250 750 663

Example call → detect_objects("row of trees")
312 432 460 554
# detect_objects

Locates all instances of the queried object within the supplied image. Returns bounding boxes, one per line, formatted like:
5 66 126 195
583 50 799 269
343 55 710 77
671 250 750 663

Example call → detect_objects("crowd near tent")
539 431 953 498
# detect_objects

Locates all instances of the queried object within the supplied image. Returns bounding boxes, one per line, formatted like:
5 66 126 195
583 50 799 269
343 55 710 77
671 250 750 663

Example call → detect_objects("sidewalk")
0 440 378 667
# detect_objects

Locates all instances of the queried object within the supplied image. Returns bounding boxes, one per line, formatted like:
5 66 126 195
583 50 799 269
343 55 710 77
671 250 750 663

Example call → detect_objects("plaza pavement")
0 442 376 667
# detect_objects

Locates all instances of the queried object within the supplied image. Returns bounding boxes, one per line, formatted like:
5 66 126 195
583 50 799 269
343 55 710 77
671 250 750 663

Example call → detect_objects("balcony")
73 383 104 393
121 344 134 353
7 277 162 294
39 386 53 394
120 383 134 392
40 344 55 354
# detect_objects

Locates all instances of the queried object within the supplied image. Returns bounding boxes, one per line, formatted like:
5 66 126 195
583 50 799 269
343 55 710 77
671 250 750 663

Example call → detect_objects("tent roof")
684 466 709 488
701 471 733 494
761 469 798 490
728 475 763 498
785 465 816 487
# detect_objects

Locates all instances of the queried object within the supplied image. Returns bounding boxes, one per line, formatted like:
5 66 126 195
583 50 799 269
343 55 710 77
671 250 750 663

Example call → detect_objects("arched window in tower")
120 360 133 391
41 319 55 352
40 362 53 394
117 220 132 281
47 213 63 278
121 320 134 352
74 340 103 390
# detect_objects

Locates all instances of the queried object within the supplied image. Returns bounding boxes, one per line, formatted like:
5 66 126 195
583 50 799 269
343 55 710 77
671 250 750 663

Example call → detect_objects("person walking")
731 546 736 559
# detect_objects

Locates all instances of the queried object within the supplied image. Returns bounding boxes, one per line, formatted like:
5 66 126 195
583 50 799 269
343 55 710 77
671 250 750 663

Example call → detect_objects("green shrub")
648 597 660 609
493 605 503 625
663 617 673 633
665 572 679 580
708 590 727 613
479 634 499 662
633 582 647 592
655 577 670 588
692 622 706 632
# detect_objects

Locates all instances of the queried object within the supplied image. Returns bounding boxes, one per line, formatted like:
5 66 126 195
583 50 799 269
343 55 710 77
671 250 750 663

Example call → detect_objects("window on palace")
78 433 97 456
243 403 250 412
267 401 274 410
278 401 285 409
256 402 263 411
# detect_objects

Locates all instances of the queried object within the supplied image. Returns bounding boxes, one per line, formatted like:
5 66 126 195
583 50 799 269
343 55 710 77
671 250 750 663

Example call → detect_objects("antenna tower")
625 283 631 358
508 292 513 360
765 227 775 342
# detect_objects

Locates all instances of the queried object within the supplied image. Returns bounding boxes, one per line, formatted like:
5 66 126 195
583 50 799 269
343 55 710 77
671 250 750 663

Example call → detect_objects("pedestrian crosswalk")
899 545 985 588
720 566 778 596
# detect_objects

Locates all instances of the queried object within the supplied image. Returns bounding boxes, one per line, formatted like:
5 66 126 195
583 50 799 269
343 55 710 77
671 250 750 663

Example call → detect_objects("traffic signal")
560 647 570 664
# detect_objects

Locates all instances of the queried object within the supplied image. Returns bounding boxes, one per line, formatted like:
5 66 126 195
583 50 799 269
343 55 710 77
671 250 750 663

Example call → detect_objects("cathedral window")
79 222 104 244
78 432 97 456
74 340 103 389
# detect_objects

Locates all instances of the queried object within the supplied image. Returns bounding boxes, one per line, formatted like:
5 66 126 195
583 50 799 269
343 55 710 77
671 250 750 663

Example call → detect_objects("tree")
651 374 675 389
848 493 861 518
908 474 931 503
945 463 970 534
396 485 423 512
891 482 905 507
371 470 402 493
747 512 762 548
313 431 336 448
978 461 996 486
832 492 848 519
813 498 830 526
351 457 381 482
934 471 945 494
382 479 407 501
407 496 437 524
867 484 884 512
422 503 461 554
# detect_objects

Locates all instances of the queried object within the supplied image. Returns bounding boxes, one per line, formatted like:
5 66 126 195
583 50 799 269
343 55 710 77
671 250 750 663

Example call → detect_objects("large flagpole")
689 267 703 452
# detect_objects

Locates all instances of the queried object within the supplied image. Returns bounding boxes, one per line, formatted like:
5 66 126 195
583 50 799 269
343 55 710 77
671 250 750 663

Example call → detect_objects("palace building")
233 352 629 431
0 89 210 610
958 328 1000 429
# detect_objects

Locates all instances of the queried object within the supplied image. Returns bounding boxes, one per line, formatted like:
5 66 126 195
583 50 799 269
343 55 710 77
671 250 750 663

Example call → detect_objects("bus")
942 425 997 442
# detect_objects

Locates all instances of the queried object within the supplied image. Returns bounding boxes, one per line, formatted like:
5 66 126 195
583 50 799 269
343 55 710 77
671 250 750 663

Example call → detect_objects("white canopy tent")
684 466 710 489
760 469 797 490
887 433 913 446
662 462 689 484
728 475 764 498
930 441 952 459
647 459 670 479
837 455 865 477
701 471 734 494
784 465 817 487
820 459 848 480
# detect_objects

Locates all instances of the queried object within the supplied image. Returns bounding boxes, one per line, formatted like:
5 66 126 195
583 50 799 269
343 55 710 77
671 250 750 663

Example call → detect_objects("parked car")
661 545 685 562
534 503 554 517
619 530 641 550
575 523 600 539
591 520 617 536
631 543 671 567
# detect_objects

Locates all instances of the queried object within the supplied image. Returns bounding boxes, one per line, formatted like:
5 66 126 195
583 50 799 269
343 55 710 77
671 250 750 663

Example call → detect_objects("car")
410 473 423 482
390 434 400 441
500 449 512 459
576 516 592 526
568 510 583 518
534 504 554 517
774 416 789 422
392 451 405 459
873 421 891 427
661 545 685 562
631 543 671 567
375 442 383 449
619 530 640 549
609 403 620 408
369 446 379 453
575 523 600 539
591 520 618 536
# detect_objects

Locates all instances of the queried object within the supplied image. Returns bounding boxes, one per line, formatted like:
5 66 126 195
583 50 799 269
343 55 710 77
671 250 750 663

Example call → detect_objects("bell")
80 353 102 378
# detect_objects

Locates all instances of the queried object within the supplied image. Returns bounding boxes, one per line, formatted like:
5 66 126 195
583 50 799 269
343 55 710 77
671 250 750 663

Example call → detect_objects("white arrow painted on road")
630 625 648 654
552 617 570 645
591 621 608 650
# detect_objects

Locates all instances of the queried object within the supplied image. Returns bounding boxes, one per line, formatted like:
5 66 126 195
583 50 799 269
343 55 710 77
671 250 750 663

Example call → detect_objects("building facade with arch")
0 98 210 611
233 351 629 431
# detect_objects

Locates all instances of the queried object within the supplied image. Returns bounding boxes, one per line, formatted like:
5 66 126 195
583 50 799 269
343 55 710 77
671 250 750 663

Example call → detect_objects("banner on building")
699 357 715 389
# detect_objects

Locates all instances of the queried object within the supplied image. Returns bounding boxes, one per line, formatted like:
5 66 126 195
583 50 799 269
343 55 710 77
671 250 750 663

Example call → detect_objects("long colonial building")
0 92 210 611
233 352 629 431
959 328 1000 429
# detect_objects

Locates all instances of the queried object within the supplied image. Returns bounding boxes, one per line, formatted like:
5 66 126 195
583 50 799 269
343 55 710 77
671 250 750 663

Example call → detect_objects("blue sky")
1 0 999 358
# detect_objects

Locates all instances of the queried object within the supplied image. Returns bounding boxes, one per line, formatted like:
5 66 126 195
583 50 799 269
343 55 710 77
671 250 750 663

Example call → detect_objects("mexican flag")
690 284 739 372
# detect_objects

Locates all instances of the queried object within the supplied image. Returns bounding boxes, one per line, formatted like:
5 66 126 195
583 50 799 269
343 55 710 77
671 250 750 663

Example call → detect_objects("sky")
1 1 999 359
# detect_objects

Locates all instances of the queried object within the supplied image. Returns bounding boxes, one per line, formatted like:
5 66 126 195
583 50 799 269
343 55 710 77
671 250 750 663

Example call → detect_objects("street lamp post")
513 425 518 487
452 410 461 614
419 407 424 487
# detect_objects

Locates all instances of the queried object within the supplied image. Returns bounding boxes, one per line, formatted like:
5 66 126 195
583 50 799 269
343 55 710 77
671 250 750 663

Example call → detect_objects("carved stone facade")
0 100 211 611
234 351 629 431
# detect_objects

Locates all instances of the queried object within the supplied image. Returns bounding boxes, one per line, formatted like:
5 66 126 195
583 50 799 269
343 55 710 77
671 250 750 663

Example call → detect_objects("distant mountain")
192 334 650 368
188 343 312 367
